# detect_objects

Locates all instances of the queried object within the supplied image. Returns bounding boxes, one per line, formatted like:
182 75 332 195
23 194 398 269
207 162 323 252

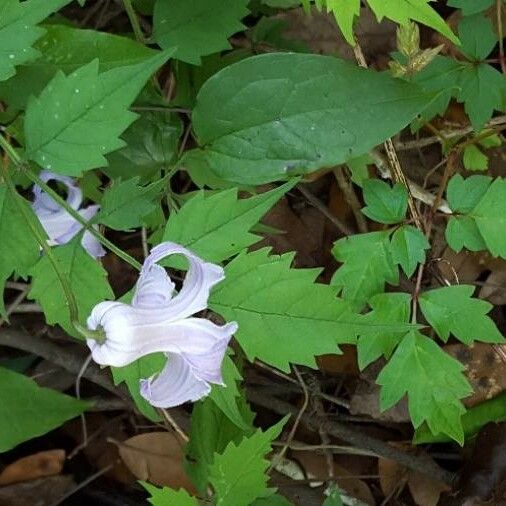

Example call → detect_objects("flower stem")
122 0 146 43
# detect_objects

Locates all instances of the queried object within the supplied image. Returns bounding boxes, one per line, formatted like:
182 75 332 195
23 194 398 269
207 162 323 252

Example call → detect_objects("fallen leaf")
0 475 74 506
116 432 196 493
479 266 506 305
0 450 65 486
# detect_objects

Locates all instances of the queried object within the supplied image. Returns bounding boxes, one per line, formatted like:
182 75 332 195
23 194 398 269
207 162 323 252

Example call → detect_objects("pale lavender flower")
86 242 238 408
32 170 105 258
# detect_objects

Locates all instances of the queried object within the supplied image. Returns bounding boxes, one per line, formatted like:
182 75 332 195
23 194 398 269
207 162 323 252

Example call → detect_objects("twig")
9 303 43 313
75 354 94 451
141 227 149 259
0 285 29 327
4 281 27 291
247 388 455 485
334 167 368 233
298 184 353 235
159 408 189 443
271 441 377 457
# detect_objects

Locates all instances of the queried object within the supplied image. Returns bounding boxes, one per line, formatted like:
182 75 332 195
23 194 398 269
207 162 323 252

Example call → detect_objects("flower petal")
87 300 236 367
33 170 82 213
140 354 211 408
141 242 224 318
132 264 175 308
81 230 106 258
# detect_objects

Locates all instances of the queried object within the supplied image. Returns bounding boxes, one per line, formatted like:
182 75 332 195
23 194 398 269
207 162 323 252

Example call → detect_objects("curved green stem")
122 0 146 43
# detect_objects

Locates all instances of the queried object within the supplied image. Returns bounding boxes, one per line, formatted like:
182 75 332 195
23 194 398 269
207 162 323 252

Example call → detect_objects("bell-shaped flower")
32 170 105 258
86 242 238 408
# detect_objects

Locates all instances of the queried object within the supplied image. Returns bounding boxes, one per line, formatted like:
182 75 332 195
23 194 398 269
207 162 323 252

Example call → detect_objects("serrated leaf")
112 354 165 421
470 177 506 257
331 231 398 311
459 14 497 61
189 53 434 185
163 183 293 263
445 216 487 252
186 395 254 493
208 418 287 506
463 144 488 171
419 284 504 344
153 0 249 64
448 0 495 15
362 180 408 224
97 176 162 231
0 366 88 452
390 225 429 277
324 0 360 45
0 24 158 109
357 292 411 370
446 174 492 213
142 482 198 506
377 331 472 444
24 50 173 176
209 249 358 372
0 0 70 82
0 183 42 316
28 238 114 336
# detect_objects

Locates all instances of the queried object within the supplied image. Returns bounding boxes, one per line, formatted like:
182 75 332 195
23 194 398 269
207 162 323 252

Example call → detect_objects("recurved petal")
81 230 106 258
140 354 211 408
36 210 81 245
33 170 82 212
132 264 175 308
86 300 236 367
143 242 224 318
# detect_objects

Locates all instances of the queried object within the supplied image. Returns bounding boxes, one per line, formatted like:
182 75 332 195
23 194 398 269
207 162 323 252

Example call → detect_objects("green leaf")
163 182 294 263
459 14 497 61
112 354 165 421
252 495 292 506
390 225 429 277
463 144 488 171
357 292 411 370
448 0 495 16
324 0 361 45
470 177 506 257
346 154 372 186
0 183 42 316
446 174 492 213
445 216 487 252
28 239 114 336
186 395 254 493
0 366 88 452
142 482 198 506
208 354 252 430
0 0 70 82
153 0 249 64
24 49 173 176
377 331 472 444
210 249 359 372
189 53 434 185
419 284 504 345
96 176 162 231
331 231 398 311
322 485 344 506
103 111 182 182
361 180 408 224
0 24 158 109
208 418 287 506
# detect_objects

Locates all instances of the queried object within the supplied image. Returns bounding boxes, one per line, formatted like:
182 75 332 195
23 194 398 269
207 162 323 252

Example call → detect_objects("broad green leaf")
390 225 429 277
142 483 198 506
463 145 488 171
28 239 114 336
470 177 506 257
96 177 162 231
209 354 252 430
446 174 492 213
163 183 294 263
357 293 411 370
209 249 358 372
0 0 70 82
252 496 292 506
419 285 504 345
0 183 42 316
189 53 434 185
0 366 88 452
415 391 506 444
103 111 182 182
0 24 157 109
459 14 497 61
24 50 173 176
445 216 487 252
112 354 165 421
361 180 408 224
153 0 249 64
186 395 254 493
331 231 398 311
346 155 371 186
448 0 495 15
377 331 472 444
209 418 287 506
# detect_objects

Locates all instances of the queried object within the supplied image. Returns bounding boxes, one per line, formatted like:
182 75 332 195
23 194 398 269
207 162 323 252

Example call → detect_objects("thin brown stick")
0 285 29 327
334 167 368 233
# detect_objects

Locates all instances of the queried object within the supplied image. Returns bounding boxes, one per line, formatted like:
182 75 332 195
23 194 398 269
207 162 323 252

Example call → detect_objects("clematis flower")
86 242 238 408
32 170 105 258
